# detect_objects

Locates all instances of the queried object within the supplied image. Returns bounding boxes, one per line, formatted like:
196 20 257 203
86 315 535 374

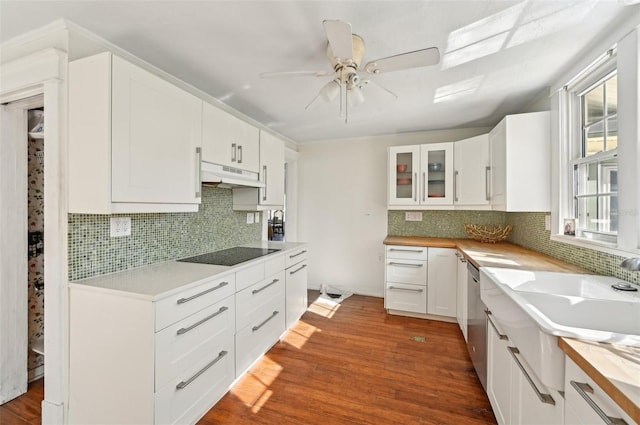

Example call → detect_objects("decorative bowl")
396 164 408 173
428 163 442 171
464 224 512 243
397 178 412 185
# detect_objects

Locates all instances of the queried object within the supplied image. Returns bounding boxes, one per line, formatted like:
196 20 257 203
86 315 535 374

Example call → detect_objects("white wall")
298 128 489 297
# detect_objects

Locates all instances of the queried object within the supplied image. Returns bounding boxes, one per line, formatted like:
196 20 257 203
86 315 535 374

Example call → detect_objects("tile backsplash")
388 210 640 285
68 186 262 281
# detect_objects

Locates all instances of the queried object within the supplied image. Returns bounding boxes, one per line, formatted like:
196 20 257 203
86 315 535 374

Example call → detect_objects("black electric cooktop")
178 247 280 266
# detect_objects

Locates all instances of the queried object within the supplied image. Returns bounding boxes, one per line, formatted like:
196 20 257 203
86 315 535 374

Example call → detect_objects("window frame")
553 38 640 257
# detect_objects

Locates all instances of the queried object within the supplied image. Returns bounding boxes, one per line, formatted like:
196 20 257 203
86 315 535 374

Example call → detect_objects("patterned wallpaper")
68 186 262 281
388 210 640 285
27 123 45 378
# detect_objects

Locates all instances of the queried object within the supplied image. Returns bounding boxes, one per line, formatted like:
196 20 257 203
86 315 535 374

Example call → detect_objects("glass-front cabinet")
420 143 454 205
388 145 420 206
388 143 454 207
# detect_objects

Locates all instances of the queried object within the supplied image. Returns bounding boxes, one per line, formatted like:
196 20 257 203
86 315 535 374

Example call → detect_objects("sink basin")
480 267 640 391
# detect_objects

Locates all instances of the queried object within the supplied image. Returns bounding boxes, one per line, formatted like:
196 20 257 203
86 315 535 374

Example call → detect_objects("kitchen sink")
480 267 640 391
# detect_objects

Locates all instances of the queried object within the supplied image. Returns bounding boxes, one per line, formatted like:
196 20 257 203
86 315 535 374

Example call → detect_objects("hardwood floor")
200 291 496 425
0 379 43 425
0 292 496 424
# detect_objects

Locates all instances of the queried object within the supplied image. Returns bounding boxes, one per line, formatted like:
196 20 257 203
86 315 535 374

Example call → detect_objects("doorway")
0 98 45 411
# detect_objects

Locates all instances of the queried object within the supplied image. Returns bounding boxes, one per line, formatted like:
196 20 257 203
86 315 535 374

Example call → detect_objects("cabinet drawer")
264 253 285 277
386 259 427 285
385 282 427 314
236 271 285 331
154 340 234 425
155 297 235 392
564 357 634 425
235 296 286 376
236 262 265 292
386 245 428 261
155 274 235 331
285 247 308 269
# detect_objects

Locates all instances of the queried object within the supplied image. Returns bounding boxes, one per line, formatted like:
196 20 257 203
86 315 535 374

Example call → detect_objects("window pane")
606 75 617 116
585 84 604 125
576 195 617 234
575 162 598 196
600 158 617 194
606 116 617 150
584 121 604 156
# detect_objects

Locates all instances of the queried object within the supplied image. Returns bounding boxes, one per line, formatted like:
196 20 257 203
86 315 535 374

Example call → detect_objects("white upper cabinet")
490 111 551 212
233 130 285 210
69 52 202 213
388 143 454 208
454 134 491 207
202 102 259 173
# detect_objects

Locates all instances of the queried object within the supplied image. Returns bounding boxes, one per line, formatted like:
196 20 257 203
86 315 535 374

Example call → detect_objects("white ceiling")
0 1 635 143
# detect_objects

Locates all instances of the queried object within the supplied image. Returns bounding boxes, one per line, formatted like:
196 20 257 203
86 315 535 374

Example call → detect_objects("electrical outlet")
246 212 254 224
545 215 551 231
110 217 131 237
254 212 260 223
405 212 423 222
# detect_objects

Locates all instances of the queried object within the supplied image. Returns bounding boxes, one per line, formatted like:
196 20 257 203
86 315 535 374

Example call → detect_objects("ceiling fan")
260 19 440 123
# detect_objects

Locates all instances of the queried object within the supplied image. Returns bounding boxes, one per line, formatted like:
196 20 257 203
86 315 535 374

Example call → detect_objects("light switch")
545 215 551 231
246 213 254 224
405 212 423 222
110 217 131 237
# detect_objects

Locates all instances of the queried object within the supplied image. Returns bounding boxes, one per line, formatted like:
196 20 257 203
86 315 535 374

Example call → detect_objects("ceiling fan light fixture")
320 80 340 102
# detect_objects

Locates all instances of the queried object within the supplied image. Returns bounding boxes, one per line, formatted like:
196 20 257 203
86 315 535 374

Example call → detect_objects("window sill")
550 234 640 257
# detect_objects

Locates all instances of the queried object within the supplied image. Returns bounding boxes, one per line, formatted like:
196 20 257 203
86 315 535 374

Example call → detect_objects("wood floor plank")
200 291 496 424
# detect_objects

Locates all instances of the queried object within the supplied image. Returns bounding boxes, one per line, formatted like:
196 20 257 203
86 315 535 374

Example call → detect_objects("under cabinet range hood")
201 161 264 189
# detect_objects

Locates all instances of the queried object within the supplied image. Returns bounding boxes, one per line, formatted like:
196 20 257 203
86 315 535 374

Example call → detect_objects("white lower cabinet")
285 253 308 329
487 311 564 425
384 245 428 314
564 356 635 425
427 248 457 317
69 245 308 425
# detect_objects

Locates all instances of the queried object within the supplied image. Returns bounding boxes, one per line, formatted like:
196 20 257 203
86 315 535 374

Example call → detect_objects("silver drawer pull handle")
252 279 279 295
177 306 228 335
389 248 424 253
177 281 229 304
508 347 555 405
176 350 228 390
388 262 424 267
570 381 628 425
252 311 279 332
290 264 307 275
388 286 424 293
485 310 508 340
289 250 307 258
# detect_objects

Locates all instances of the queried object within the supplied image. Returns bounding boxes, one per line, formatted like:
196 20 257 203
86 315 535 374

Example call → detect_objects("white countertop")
69 241 307 301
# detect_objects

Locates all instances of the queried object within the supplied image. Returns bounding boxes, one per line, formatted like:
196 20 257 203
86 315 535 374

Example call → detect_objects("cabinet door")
427 248 457 317
456 252 468 341
454 134 491 206
111 56 202 204
286 261 308 329
490 118 507 209
202 103 260 172
259 131 285 206
388 145 420 205
420 143 454 205
487 315 512 425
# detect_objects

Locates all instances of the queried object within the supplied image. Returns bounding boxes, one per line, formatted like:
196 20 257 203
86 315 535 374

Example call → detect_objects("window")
571 72 618 242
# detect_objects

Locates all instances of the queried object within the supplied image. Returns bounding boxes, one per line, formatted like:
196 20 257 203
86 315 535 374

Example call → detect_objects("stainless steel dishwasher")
466 261 487 391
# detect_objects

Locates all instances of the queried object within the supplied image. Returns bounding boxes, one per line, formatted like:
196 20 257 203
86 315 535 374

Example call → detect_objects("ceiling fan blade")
260 70 331 79
323 19 353 62
364 47 440 74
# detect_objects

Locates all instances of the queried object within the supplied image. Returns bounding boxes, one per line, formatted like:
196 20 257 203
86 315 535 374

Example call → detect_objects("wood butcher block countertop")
384 236 639 421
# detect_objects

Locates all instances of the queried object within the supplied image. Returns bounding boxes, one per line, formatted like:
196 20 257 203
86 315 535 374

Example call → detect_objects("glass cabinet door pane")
427 149 446 198
395 151 414 200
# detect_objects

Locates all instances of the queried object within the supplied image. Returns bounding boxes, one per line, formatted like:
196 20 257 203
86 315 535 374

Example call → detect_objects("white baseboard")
28 364 44 382
387 309 458 323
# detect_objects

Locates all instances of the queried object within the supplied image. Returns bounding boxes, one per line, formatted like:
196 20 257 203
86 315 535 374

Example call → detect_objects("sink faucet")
620 257 640 271
613 258 640 291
